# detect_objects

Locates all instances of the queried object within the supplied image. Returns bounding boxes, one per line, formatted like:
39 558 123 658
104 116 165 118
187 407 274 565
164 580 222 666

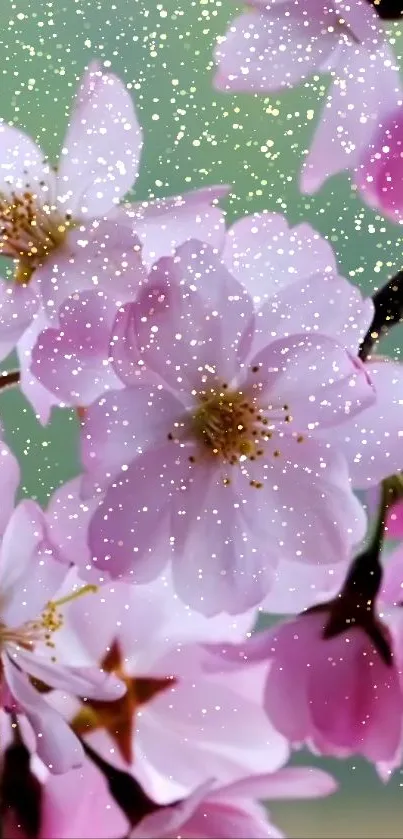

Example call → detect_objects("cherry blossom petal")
247 333 375 431
301 45 402 194
0 123 55 199
0 281 39 363
57 62 142 218
171 465 277 615
214 9 335 93
0 442 20 538
222 214 337 305
13 649 125 701
37 219 146 321
0 500 66 625
3 656 84 773
262 435 366 565
40 758 129 838
45 477 103 582
261 558 345 614
121 185 229 268
86 444 185 582
124 241 254 393
355 105 403 222
320 358 403 487
31 291 123 407
216 766 337 800
17 307 60 424
251 272 374 353
81 386 183 493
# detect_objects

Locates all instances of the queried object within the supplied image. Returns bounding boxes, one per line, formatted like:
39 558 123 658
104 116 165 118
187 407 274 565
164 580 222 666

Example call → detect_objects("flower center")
167 371 305 488
0 192 72 284
0 584 97 658
190 386 273 466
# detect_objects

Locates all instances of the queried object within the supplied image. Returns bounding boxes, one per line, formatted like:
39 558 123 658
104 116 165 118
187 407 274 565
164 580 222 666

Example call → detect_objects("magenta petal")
356 105 403 222
57 63 142 218
3 657 84 773
40 758 129 838
386 501 403 541
31 291 123 407
308 631 403 762
264 619 314 742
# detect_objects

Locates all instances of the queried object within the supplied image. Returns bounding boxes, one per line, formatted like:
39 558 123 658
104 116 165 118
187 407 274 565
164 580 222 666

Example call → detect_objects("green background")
1 0 403 834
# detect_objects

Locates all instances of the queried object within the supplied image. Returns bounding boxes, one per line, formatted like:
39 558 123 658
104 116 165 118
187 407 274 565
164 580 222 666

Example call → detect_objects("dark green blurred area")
1 1 403 834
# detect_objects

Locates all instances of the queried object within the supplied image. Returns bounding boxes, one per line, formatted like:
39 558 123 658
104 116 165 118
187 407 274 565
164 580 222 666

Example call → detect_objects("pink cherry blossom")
316 357 403 488
30 210 372 412
0 442 125 773
79 236 376 614
386 501 403 540
300 44 402 194
2 750 129 839
354 106 403 222
261 606 403 764
214 0 382 94
2 730 336 839
50 575 287 803
0 62 228 422
131 767 337 839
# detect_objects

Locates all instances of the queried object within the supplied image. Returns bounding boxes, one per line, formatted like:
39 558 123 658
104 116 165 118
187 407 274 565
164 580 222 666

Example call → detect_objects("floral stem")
340 479 390 602
321 480 393 663
359 268 403 361
80 739 158 828
0 370 20 391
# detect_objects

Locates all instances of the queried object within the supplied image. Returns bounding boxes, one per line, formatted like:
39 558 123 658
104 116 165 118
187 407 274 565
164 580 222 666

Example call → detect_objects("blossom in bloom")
214 0 382 94
0 62 228 421
79 233 377 614
29 209 352 408
299 18 402 193
261 609 403 763
253 525 403 767
49 574 287 804
221 214 403 490
1 745 130 839
130 767 337 839
354 107 403 222
1 722 336 839
0 443 125 773
387 500 403 540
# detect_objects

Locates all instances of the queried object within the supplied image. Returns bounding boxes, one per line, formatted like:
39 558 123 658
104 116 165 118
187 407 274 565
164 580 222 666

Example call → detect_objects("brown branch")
359 269 403 361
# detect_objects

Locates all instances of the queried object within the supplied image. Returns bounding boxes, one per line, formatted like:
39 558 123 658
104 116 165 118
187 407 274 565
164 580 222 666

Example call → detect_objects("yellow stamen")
51 584 98 609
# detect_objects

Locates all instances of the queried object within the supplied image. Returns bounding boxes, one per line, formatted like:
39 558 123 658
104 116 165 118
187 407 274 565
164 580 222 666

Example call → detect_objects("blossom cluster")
0 3 403 835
